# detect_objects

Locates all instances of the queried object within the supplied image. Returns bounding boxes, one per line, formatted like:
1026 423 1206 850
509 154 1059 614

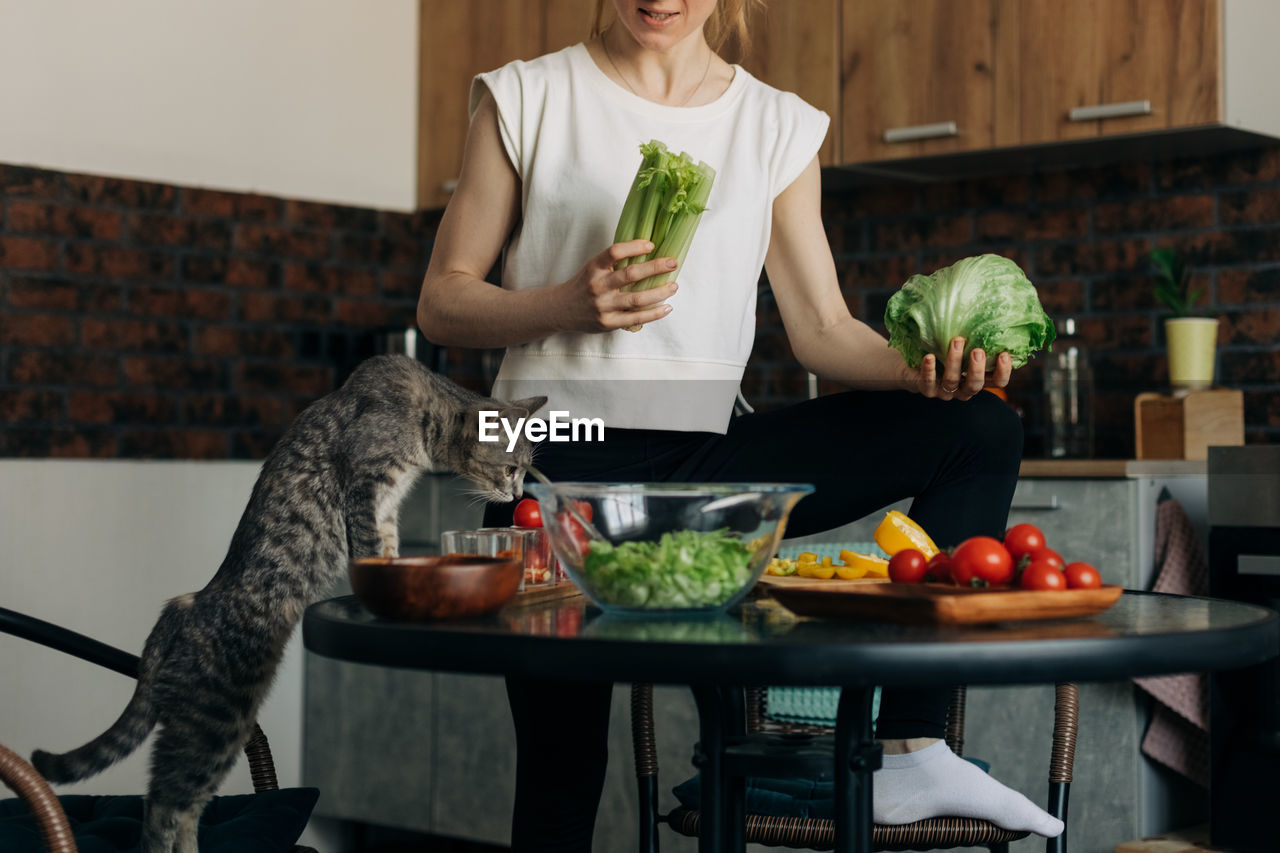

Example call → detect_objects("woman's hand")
910 337 1013 401
555 239 679 333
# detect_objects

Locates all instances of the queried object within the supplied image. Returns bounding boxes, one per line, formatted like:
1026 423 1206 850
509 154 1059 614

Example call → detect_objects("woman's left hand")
913 337 1013 401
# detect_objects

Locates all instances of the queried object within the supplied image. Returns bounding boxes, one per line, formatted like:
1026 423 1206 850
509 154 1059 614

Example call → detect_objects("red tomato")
574 500 594 522
1064 562 1102 589
1004 523 1047 561
925 552 954 583
1028 548 1065 571
513 498 542 528
1019 559 1067 591
951 536 1015 586
888 549 928 583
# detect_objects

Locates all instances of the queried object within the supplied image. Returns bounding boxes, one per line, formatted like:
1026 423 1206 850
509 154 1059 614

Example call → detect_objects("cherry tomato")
513 498 542 528
951 536 1015 586
1019 559 1067 591
888 548 928 583
1064 562 1102 589
574 500 594 522
1027 548 1065 571
925 552 954 583
1004 523 1047 561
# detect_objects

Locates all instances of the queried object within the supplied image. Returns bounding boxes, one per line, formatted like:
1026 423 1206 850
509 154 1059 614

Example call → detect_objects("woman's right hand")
556 239 679 333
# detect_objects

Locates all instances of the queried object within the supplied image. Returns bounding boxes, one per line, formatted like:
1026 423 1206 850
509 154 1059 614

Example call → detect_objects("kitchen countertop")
1019 459 1208 478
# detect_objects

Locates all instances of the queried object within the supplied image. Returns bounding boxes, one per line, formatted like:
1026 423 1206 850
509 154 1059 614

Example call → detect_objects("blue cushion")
0 788 318 853
674 774 838 820
673 757 992 821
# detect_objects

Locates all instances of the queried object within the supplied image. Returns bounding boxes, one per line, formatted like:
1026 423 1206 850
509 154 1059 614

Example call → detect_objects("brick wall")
0 163 489 458
750 146 1280 457
4 146 1278 460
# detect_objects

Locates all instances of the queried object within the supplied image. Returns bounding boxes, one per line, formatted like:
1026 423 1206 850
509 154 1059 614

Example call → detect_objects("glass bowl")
524 482 814 616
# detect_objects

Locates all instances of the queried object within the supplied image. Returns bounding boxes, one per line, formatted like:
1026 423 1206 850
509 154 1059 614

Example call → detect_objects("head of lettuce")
884 254 1056 371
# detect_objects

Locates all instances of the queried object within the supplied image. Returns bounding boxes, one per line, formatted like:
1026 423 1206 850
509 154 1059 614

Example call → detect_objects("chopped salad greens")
581 528 755 609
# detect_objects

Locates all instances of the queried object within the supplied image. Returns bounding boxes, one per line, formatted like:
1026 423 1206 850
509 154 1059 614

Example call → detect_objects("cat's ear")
506 395 548 418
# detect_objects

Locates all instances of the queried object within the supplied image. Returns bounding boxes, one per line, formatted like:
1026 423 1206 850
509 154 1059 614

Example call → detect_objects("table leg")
691 685 747 853
723 687 746 851
834 686 881 853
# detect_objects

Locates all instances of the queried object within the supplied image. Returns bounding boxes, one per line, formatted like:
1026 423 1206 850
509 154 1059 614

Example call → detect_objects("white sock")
872 740 1064 838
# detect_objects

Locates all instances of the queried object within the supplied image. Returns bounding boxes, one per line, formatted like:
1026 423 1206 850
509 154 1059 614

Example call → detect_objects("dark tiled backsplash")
751 147 1280 457
3 147 1278 459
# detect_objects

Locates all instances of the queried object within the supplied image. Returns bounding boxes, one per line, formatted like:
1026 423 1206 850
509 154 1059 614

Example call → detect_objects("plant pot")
1165 317 1218 389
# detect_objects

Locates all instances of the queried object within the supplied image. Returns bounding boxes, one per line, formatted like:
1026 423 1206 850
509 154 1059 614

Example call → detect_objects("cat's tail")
31 678 157 784
29 600 184 785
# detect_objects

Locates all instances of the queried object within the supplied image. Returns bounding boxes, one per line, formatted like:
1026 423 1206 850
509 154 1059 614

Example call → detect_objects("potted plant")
1151 248 1217 389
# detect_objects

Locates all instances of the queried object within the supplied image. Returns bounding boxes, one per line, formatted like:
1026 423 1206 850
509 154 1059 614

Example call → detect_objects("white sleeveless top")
472 44 828 433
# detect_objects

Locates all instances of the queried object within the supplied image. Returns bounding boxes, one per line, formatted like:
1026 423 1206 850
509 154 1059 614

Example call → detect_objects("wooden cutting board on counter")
760 576 1122 625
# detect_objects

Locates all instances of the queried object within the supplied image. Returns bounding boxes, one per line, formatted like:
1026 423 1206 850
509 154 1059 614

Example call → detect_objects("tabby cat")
32 354 545 853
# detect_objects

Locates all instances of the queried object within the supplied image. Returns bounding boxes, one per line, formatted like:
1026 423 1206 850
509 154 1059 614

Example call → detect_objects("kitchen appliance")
1207 446 1280 853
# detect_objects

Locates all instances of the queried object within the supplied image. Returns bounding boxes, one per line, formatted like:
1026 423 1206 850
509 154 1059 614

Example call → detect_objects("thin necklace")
602 28 713 108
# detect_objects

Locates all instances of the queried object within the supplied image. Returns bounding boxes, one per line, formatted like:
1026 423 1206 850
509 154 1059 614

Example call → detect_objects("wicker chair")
631 682 1079 852
0 607 317 853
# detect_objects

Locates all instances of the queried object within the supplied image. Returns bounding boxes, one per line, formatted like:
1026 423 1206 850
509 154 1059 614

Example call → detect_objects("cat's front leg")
345 490 382 560
373 467 421 558
377 520 400 558
375 492 401 557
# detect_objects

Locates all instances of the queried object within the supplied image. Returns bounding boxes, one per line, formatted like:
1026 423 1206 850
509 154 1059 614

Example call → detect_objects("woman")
418 1 1064 849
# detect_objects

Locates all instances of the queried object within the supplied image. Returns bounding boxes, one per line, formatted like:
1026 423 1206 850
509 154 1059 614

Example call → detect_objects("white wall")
0 460 307 799
0 0 418 210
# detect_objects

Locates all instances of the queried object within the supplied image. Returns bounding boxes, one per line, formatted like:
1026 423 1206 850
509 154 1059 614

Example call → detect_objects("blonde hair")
591 0 765 62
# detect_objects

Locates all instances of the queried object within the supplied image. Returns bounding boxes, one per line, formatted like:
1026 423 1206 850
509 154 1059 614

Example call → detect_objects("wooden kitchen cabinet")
416 0 1279 201
741 0 842 166
416 0 599 209
998 0 1223 146
828 0 1278 169
840 0 1000 163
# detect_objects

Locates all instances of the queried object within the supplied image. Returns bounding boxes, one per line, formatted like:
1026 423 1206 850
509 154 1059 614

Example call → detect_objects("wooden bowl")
349 554 521 621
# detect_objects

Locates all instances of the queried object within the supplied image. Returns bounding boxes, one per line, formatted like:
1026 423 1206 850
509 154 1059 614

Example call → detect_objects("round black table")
304 591 1278 853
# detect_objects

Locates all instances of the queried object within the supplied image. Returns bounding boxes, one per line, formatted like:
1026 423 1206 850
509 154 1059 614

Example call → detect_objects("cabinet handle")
441 178 459 194
1068 100 1152 122
1010 494 1061 511
1239 555 1280 577
882 121 958 144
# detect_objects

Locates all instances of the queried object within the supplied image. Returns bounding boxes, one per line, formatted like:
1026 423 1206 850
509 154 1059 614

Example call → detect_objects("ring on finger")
940 381 959 393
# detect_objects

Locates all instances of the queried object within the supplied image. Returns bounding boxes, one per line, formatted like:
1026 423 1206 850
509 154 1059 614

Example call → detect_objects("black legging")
483 388 1024 852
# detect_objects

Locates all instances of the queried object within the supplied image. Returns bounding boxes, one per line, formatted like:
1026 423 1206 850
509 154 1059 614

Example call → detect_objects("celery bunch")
612 139 716 292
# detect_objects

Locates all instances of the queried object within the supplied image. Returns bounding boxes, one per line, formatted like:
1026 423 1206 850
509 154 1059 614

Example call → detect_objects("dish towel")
1133 496 1210 787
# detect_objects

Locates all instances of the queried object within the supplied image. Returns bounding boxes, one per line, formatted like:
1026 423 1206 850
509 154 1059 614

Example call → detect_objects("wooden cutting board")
758 574 891 590
764 581 1123 625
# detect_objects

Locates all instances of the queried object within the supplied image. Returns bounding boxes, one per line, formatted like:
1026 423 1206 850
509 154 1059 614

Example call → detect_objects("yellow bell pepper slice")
834 563 868 579
796 551 818 563
839 550 890 578
873 510 939 559
797 562 836 579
